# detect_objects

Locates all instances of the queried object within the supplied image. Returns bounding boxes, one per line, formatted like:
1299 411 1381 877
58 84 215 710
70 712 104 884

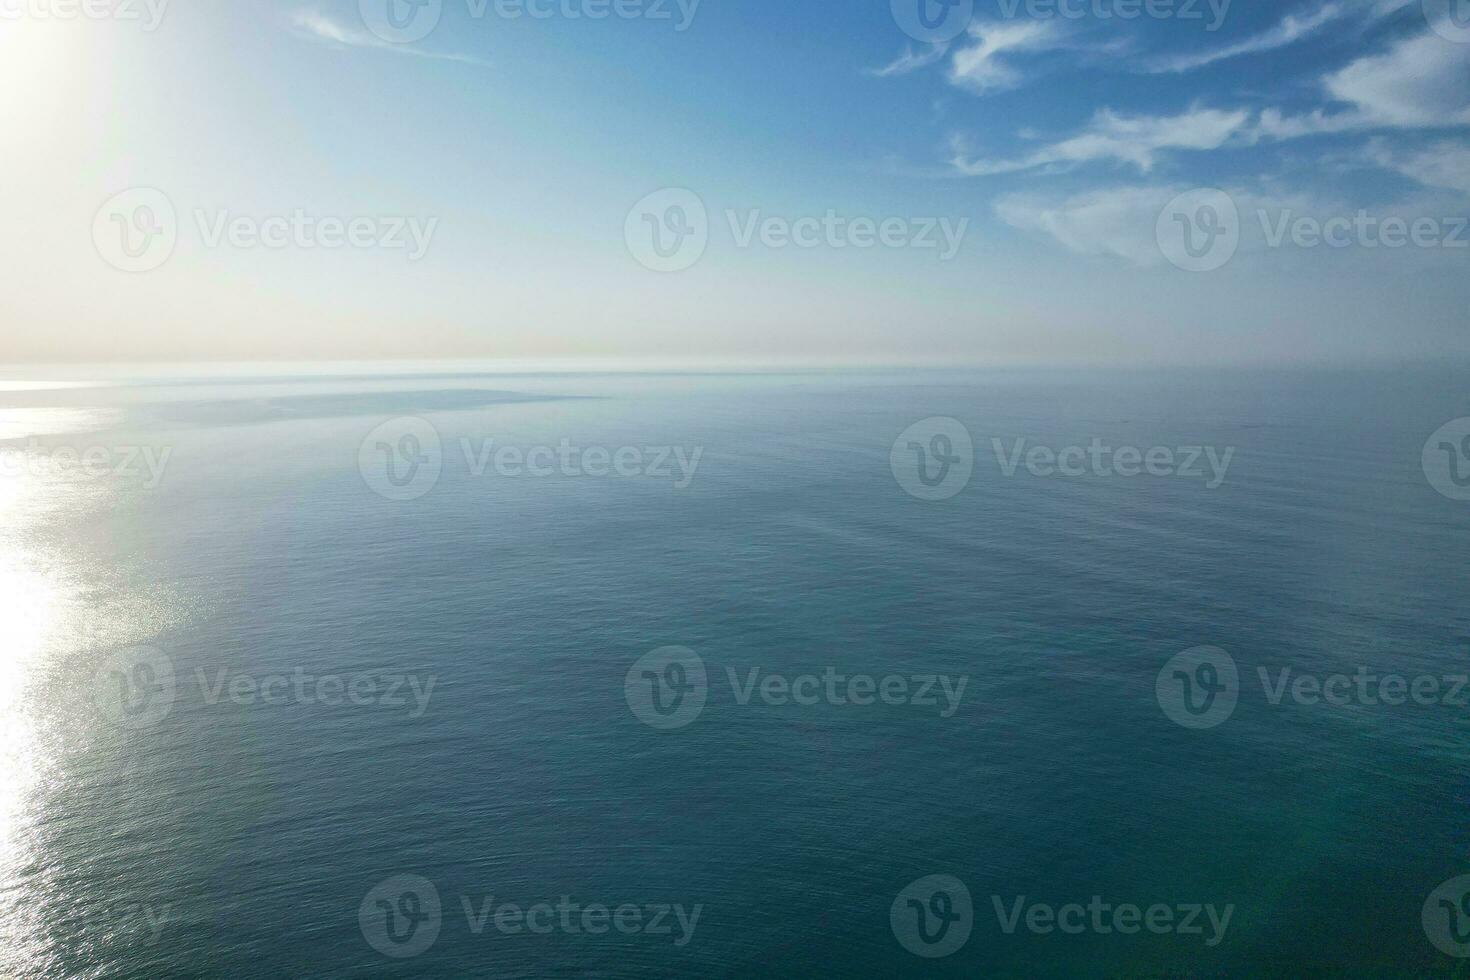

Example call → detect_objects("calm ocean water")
0 365 1467 978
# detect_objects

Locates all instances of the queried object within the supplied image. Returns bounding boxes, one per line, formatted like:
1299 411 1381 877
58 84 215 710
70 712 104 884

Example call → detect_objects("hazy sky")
1 0 1467 364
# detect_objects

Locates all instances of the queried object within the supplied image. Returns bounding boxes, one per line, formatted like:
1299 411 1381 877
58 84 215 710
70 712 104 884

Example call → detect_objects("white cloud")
946 20 1069 95
1367 140 1470 194
868 43 949 78
287 9 489 66
1326 31 1470 126
995 186 1181 265
1260 29 1470 137
1144 2 1346 73
952 106 1251 176
995 184 1334 266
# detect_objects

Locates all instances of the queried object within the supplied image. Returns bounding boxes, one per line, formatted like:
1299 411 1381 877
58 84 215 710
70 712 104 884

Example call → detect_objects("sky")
0 0 1467 365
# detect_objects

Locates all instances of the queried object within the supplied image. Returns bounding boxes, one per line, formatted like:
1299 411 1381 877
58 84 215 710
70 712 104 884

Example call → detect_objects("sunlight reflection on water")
0 407 121 442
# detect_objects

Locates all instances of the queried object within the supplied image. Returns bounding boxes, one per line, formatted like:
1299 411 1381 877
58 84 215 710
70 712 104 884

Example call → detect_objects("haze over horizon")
2 0 1467 364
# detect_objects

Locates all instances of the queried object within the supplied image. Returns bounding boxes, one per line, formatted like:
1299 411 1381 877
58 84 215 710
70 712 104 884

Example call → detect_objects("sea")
0 363 1466 978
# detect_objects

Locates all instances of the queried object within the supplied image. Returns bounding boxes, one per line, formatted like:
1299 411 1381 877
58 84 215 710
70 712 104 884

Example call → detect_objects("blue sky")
0 0 1467 363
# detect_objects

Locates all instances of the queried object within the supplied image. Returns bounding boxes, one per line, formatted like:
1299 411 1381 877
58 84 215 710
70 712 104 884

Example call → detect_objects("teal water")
0 366 1467 977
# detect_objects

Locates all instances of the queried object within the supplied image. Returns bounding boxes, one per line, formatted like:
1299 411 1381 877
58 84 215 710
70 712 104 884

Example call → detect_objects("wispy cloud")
287 9 489 66
868 42 949 78
951 106 1251 176
995 184 1330 266
995 185 1181 265
1144 2 1345 73
1259 30 1470 137
1366 140 1470 194
946 20 1070 95
867 20 1076 94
